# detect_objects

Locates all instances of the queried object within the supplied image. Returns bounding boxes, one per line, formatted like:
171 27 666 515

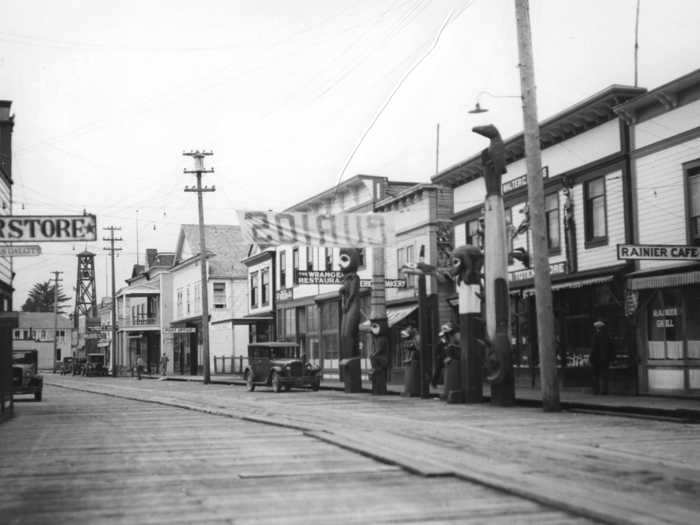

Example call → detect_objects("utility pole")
51 270 63 373
184 150 215 384
103 226 122 377
514 0 560 411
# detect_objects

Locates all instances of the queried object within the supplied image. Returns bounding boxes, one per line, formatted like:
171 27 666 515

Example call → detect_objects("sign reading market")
617 244 700 261
0 215 97 242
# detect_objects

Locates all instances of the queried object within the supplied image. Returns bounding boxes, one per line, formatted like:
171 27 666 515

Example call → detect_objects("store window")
279 250 287 288
545 192 561 252
292 247 299 284
686 162 700 245
687 291 700 359
585 176 607 245
647 289 683 360
261 269 270 306
250 271 259 308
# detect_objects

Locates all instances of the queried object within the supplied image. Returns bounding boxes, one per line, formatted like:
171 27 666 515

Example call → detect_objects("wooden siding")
636 98 700 149
635 136 700 270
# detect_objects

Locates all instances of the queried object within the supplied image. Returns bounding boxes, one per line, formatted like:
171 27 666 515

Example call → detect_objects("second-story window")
176 288 183 318
466 218 481 248
585 176 607 244
251 271 259 309
194 281 201 314
292 247 299 284
687 162 700 245
186 286 191 315
545 192 561 252
261 268 270 306
324 248 333 271
213 282 226 309
279 251 287 288
306 247 314 271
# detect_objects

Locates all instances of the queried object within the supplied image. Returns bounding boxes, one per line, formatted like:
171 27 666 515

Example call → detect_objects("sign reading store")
617 244 700 261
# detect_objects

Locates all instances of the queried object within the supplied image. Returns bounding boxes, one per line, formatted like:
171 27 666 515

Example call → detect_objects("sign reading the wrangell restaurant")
0 245 41 257
237 210 394 247
0 215 97 242
295 270 407 288
509 261 567 282
617 244 700 261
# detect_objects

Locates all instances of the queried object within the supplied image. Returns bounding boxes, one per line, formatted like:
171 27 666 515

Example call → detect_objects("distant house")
167 225 249 375
12 312 73 370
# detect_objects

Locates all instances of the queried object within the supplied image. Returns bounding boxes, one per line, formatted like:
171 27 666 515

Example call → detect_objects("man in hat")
590 319 611 394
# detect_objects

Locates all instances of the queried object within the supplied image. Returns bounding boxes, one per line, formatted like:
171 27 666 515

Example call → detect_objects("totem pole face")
450 245 483 285
339 248 361 274
370 318 389 337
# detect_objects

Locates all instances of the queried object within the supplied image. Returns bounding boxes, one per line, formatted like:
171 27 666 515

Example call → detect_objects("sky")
1 0 699 308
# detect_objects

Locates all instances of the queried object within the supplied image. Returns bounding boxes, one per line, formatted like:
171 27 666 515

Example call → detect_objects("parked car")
83 353 108 377
243 342 322 393
58 357 74 375
12 350 43 401
72 357 87 375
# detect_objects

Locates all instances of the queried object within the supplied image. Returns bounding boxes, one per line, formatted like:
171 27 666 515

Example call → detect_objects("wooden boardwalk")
1 386 591 524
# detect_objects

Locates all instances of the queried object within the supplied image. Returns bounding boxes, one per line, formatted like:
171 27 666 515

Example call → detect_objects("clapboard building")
0 101 14 312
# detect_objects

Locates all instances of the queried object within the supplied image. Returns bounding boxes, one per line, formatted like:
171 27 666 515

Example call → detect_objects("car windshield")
12 352 35 365
270 347 298 359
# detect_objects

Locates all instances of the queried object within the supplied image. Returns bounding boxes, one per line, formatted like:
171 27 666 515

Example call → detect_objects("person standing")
160 352 169 376
590 320 611 395
136 354 145 380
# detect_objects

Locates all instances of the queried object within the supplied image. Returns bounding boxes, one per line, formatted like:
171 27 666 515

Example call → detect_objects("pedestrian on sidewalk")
590 319 611 395
160 352 169 376
136 355 145 380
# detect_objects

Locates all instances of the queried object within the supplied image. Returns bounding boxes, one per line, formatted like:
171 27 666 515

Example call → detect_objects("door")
189 332 198 375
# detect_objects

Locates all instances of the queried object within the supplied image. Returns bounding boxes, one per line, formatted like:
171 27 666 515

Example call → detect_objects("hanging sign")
237 210 393 247
295 270 406 288
163 327 197 334
0 215 97 242
0 245 42 256
617 244 700 261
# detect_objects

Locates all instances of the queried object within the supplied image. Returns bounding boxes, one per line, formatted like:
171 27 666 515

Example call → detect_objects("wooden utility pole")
103 226 122 377
184 151 215 384
50 270 63 373
514 0 560 411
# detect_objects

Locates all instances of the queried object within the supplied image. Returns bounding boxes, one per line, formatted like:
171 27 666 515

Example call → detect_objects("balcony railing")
119 314 159 328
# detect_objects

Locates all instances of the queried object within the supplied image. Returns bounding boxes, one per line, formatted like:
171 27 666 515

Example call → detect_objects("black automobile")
12 350 43 401
58 357 74 375
243 342 322 393
83 353 108 376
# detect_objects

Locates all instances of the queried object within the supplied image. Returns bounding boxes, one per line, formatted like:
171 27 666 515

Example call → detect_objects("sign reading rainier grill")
295 270 406 288
617 243 700 261
0 215 97 242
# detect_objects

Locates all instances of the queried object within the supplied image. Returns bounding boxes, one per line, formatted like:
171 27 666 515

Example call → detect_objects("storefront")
627 268 700 395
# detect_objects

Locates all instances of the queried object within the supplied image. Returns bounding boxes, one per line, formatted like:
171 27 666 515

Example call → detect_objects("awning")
97 341 110 348
212 314 275 326
627 270 700 290
360 304 418 330
522 275 613 297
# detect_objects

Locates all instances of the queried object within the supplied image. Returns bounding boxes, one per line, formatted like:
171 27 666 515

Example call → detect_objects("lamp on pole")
468 91 521 114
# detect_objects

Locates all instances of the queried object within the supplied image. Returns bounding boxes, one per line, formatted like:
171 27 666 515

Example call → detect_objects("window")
176 288 183 318
397 245 416 287
213 282 226 309
194 281 201 314
186 286 191 315
306 246 314 271
466 219 481 248
13 329 19 339
585 177 607 243
687 163 700 245
545 192 561 252
279 251 287 288
250 271 259 308
292 247 299 284
261 269 270 306
40 329 46 340
324 248 333 271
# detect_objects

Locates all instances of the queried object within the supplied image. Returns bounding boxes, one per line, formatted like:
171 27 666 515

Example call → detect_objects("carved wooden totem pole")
473 124 515 406
449 244 484 403
338 247 362 393
369 317 389 395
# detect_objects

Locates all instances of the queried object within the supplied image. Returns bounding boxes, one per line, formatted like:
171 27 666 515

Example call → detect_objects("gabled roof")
432 84 646 188
175 224 248 278
17 312 73 329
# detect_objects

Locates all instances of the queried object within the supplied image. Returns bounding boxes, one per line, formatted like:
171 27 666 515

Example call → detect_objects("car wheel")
271 372 281 393
35 391 42 401
245 370 255 392
284 384 291 392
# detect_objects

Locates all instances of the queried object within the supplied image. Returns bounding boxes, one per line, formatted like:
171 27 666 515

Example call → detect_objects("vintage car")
58 357 74 375
83 353 108 376
243 342 322 393
12 350 43 401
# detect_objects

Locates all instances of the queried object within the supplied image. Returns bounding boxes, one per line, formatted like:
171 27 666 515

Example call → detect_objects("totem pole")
368 317 389 395
400 326 421 397
338 247 362 393
562 178 577 273
449 244 484 403
473 124 515 406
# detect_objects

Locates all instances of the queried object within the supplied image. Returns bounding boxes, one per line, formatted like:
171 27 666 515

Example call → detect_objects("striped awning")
522 275 613 297
359 304 418 330
627 270 700 290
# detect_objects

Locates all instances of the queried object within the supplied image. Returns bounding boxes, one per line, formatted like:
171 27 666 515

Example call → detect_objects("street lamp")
467 91 521 114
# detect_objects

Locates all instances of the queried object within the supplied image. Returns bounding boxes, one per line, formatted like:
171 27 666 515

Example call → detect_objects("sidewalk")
154 372 700 420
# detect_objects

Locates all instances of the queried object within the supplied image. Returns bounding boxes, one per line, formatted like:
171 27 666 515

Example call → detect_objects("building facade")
434 85 645 391
0 101 14 312
615 68 700 396
12 312 73 370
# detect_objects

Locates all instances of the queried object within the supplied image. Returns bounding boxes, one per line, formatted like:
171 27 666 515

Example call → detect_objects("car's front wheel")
245 370 255 392
271 372 281 393
35 391 42 401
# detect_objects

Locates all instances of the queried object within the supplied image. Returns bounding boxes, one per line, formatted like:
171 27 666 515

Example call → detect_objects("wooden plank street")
0 385 593 525
3 376 699 524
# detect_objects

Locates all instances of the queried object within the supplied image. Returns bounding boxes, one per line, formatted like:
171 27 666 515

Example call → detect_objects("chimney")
146 249 157 268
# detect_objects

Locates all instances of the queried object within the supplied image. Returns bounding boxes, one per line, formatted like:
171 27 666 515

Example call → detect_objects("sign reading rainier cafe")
617 244 700 261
